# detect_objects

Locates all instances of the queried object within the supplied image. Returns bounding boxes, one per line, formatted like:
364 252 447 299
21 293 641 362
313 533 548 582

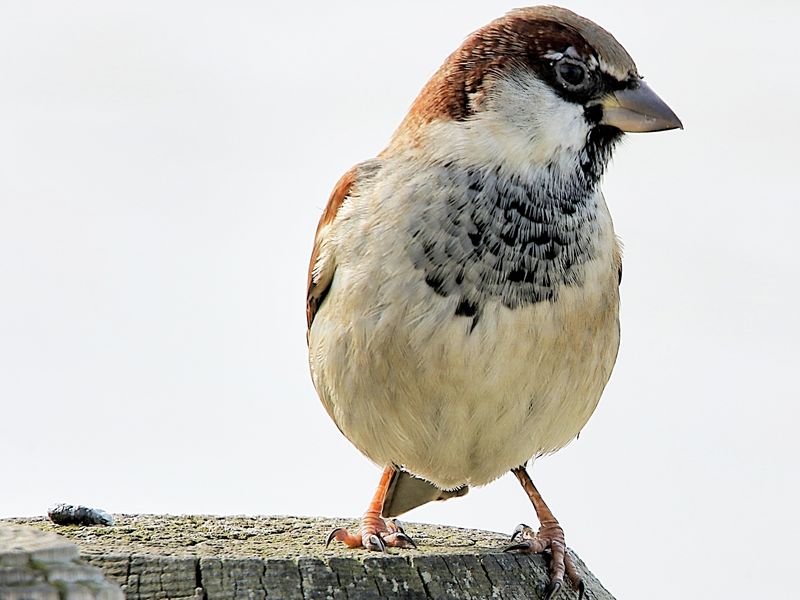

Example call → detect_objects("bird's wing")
306 166 358 334
614 235 624 285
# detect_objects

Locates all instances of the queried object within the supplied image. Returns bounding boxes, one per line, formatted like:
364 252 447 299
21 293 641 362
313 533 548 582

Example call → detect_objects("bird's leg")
325 466 416 551
505 466 584 600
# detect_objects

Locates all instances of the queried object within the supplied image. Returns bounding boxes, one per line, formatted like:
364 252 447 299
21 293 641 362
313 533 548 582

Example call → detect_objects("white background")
1 1 797 598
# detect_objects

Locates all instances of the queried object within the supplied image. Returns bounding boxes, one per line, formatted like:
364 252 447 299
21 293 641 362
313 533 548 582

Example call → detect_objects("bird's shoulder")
306 160 382 333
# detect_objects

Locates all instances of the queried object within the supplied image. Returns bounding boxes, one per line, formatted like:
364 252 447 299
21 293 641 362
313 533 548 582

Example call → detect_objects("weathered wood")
3 516 615 599
0 524 124 600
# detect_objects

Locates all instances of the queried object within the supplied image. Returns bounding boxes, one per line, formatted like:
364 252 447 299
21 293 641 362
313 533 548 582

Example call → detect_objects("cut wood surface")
3 516 615 600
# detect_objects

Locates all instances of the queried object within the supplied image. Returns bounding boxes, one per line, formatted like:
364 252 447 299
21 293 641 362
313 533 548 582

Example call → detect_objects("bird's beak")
597 81 683 133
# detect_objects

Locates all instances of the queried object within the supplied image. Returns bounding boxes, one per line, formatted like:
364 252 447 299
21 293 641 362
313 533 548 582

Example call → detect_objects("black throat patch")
408 134 616 329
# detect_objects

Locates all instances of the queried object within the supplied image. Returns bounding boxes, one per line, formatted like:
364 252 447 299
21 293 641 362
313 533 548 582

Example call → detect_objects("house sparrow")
307 5 680 597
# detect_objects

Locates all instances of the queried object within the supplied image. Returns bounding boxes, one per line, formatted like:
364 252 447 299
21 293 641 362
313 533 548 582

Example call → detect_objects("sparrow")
307 6 681 597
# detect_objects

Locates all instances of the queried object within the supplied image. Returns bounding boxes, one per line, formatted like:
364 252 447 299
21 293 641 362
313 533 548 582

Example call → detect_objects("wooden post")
0 523 123 600
2 516 615 599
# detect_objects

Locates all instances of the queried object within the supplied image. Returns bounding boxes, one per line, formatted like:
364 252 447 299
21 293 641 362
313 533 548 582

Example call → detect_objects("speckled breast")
408 163 601 330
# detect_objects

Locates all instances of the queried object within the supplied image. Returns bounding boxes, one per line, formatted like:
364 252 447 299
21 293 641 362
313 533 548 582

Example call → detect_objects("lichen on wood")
3 515 615 599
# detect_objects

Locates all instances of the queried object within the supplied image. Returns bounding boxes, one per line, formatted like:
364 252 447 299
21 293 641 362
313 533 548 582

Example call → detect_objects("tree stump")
3 516 615 599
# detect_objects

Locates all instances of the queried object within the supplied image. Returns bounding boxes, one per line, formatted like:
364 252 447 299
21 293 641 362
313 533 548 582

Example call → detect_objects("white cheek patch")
451 71 592 171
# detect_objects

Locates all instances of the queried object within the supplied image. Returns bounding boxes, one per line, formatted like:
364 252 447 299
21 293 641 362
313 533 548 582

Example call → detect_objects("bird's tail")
382 469 469 518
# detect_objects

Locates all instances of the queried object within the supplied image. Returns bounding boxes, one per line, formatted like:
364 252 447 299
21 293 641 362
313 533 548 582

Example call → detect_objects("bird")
306 5 681 597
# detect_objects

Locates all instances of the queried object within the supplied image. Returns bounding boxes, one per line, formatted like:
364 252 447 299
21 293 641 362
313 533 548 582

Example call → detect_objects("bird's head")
389 6 681 182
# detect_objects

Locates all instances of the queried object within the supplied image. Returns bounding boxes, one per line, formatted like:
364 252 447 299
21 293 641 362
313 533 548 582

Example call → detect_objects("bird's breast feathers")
307 151 620 488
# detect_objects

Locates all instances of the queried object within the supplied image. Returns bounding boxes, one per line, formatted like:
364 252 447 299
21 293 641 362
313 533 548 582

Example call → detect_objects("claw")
544 580 562 600
503 542 531 553
510 523 528 542
365 533 386 552
325 528 343 549
577 580 586 600
393 532 417 549
390 518 406 534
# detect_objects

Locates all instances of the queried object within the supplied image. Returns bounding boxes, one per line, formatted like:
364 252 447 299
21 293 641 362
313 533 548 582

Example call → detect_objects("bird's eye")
555 60 588 89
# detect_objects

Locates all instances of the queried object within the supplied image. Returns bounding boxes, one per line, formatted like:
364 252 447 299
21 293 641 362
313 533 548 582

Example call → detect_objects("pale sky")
1 2 797 599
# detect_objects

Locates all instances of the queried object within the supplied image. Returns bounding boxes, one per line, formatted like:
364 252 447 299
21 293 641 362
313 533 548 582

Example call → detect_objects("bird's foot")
505 522 584 600
325 514 416 552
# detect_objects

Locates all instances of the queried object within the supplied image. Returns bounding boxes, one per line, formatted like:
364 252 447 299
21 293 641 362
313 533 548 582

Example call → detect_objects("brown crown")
390 6 637 141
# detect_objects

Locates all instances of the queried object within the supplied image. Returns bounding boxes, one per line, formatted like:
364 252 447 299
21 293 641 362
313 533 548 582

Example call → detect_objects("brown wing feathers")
306 167 357 332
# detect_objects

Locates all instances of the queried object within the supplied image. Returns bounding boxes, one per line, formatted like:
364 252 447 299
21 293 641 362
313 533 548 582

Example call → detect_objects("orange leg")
505 466 584 600
325 466 416 551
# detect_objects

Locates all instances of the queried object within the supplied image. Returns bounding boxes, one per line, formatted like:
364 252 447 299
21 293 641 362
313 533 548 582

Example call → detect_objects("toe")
363 533 387 552
384 531 417 549
325 527 364 549
564 553 584 598
387 518 406 534
510 523 531 542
